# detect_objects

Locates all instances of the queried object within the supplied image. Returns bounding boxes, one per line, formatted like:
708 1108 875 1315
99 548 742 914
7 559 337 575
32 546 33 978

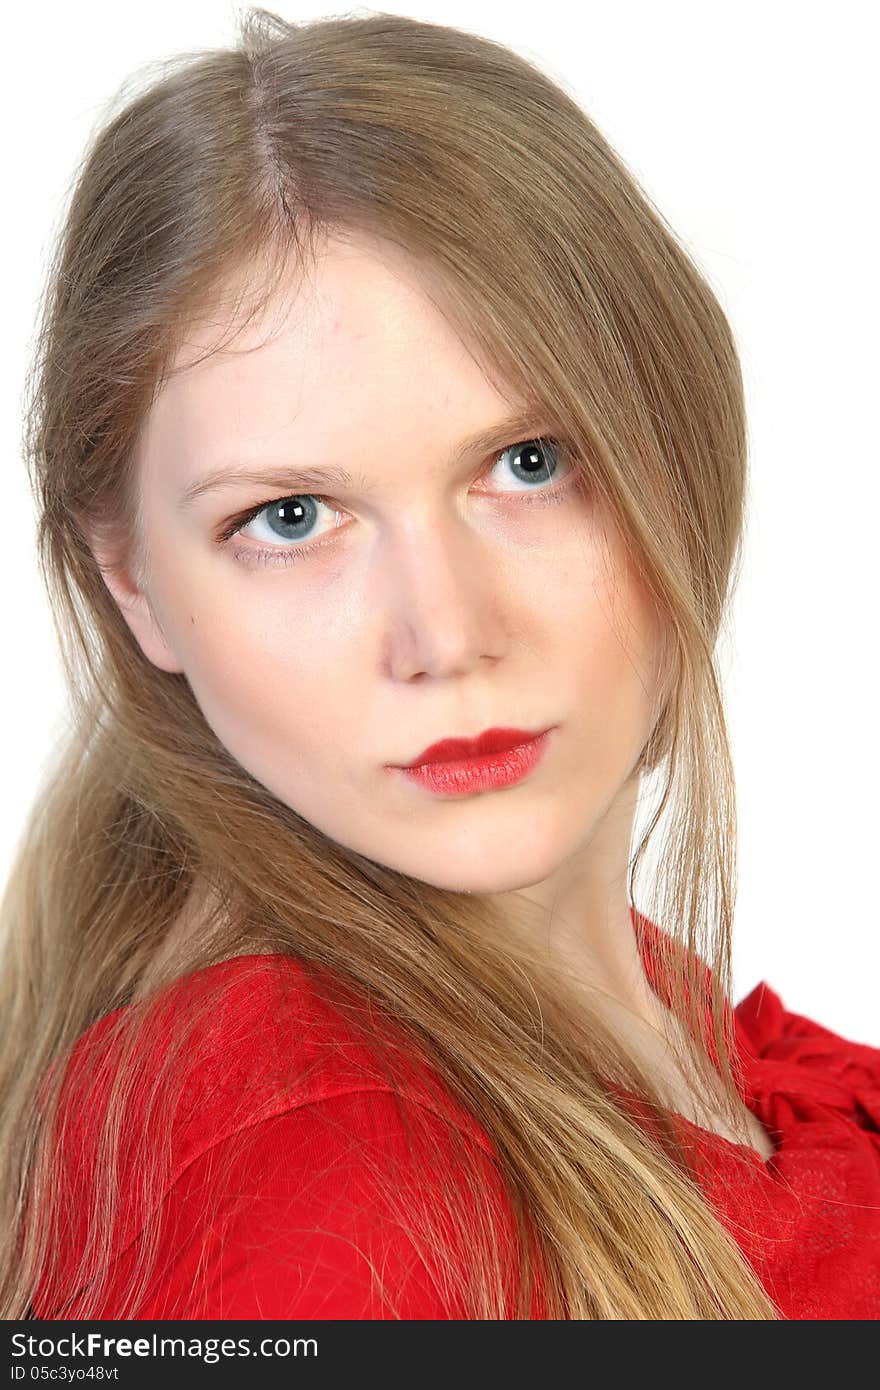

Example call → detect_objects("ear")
90 537 184 675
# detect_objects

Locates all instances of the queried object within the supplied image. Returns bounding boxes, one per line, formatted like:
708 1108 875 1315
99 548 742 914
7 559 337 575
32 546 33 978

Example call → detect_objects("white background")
3 2 877 1041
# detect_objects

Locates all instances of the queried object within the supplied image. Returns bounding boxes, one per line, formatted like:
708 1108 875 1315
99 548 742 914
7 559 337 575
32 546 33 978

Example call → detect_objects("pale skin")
92 229 774 1162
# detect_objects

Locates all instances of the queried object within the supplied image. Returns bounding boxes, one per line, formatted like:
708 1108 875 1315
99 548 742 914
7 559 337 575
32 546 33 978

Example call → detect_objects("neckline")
627 908 779 1169
671 1107 777 1169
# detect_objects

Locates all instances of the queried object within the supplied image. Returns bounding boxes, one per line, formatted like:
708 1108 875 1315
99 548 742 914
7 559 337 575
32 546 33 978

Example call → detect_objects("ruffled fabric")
637 913 880 1318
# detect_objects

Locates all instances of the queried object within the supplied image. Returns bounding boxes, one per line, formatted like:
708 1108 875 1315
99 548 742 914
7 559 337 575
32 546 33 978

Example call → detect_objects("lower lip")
392 728 554 798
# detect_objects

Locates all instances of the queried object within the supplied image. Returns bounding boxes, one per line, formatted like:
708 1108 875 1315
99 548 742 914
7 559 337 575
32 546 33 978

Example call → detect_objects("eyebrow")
176 409 553 510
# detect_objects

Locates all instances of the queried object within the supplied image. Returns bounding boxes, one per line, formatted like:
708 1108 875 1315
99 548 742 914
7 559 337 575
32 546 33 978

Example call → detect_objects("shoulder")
64 1086 510 1318
732 978 880 1145
734 977 880 1076
56 951 495 1165
35 954 510 1318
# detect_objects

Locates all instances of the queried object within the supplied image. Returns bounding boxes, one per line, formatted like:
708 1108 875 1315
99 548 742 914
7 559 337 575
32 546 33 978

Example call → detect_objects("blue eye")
220 435 577 567
219 493 342 553
245 495 323 544
490 437 566 491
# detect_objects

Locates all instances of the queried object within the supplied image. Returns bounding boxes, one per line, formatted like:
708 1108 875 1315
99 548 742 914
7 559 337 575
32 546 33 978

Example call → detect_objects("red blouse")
32 912 880 1320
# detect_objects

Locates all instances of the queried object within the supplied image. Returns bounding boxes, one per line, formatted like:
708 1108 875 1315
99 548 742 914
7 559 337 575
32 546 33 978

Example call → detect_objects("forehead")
142 233 513 488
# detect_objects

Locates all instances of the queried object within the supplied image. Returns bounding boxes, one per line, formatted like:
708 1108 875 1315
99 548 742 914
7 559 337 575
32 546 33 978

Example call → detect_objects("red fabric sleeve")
66 1086 517 1320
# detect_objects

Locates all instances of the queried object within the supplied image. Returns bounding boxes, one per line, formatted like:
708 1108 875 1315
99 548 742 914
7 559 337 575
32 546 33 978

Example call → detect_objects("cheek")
544 542 662 765
145 516 382 817
162 570 355 788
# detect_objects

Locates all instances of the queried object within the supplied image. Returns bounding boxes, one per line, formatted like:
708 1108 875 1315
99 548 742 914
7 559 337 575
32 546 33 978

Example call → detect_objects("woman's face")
101 231 666 899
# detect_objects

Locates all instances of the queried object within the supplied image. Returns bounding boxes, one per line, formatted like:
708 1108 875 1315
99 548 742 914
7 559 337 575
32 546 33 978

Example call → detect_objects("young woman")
2 8 877 1320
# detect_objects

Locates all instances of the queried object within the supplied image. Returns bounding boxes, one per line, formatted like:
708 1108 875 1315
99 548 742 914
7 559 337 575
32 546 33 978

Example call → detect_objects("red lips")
400 726 546 768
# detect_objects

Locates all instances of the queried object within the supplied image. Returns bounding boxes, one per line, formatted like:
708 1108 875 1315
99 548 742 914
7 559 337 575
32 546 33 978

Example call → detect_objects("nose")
380 513 506 681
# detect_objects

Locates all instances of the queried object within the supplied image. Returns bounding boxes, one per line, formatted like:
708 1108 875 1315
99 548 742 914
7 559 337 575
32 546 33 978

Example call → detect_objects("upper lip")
396 726 551 769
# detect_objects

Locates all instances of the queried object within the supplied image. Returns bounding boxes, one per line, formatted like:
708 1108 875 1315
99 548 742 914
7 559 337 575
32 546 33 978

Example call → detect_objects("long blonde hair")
1 8 776 1318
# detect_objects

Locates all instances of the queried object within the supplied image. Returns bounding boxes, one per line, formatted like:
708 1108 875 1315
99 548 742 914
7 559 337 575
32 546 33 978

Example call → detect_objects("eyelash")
217 435 579 568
